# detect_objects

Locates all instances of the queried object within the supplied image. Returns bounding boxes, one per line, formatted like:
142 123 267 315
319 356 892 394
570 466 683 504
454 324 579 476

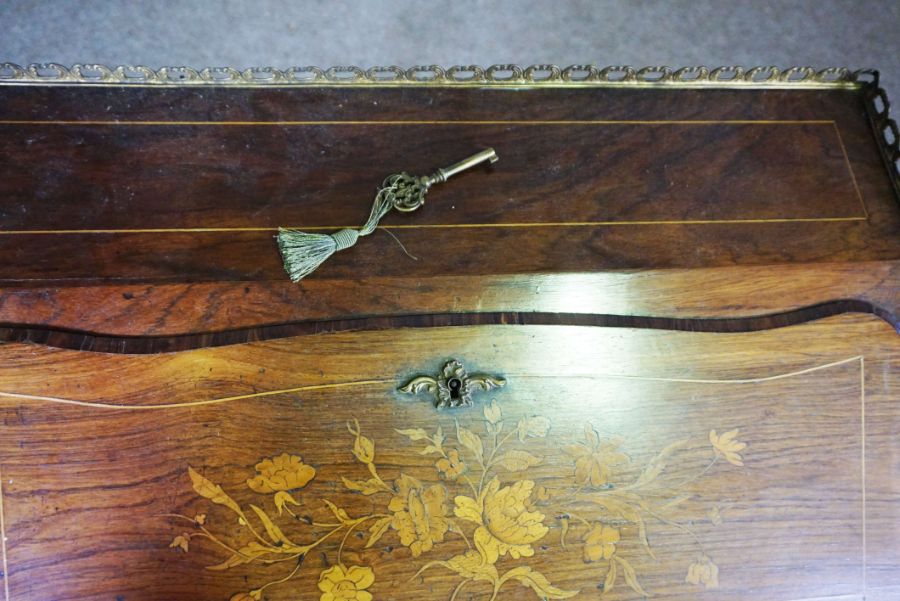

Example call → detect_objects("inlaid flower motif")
436 449 467 480
274 490 302 516
709 429 747 466
247 453 316 494
317 564 375 601
564 425 629 487
173 401 749 601
483 400 502 425
582 524 620 562
455 477 549 564
169 534 190 552
685 554 719 589
388 474 449 557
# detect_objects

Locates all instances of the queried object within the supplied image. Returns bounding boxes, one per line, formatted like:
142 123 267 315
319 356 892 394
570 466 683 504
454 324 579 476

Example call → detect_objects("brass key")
386 148 499 212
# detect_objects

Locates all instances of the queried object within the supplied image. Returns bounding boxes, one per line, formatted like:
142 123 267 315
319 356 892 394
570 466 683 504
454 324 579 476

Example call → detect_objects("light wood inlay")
0 315 897 600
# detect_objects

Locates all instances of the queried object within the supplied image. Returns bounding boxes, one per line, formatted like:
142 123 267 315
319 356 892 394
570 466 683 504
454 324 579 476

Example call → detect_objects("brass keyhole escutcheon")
398 359 506 409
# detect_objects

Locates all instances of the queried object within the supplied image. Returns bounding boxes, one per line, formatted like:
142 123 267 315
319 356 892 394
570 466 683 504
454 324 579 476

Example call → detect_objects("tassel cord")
276 185 398 282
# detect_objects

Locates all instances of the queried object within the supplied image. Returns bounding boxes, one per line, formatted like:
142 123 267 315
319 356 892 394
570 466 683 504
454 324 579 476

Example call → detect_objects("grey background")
2 0 899 101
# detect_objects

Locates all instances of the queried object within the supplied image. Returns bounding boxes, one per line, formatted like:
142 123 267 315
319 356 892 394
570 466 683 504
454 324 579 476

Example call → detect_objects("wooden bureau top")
1 66 900 601
0 67 898 341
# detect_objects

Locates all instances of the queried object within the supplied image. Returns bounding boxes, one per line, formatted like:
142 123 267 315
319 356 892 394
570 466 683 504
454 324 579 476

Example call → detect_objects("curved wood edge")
0 299 895 354
1 262 897 344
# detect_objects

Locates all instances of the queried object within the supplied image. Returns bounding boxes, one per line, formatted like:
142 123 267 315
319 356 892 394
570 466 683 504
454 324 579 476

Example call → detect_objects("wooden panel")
2 263 899 345
0 121 866 229
0 314 897 600
0 85 898 286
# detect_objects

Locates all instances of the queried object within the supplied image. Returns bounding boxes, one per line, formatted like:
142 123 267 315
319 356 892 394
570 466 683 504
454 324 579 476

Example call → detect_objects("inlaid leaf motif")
632 438 690 488
366 516 393 548
273 490 300 516
516 416 551 442
501 566 579 599
484 400 502 424
452 493 483 525
249 504 296 548
443 551 499 581
341 477 384 495
584 423 600 447
591 495 654 559
456 421 484 464
494 450 541 472
615 556 649 597
169 534 189 552
559 517 569 549
352 432 376 464
603 560 617 593
206 541 272 571
396 428 429 441
323 499 352 524
710 428 747 466
188 467 242 516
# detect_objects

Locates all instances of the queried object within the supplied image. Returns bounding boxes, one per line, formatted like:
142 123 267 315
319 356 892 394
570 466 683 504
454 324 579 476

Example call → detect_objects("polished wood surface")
0 264 898 351
0 121 869 229
1 79 899 601
1 84 899 340
0 86 898 319
0 314 898 600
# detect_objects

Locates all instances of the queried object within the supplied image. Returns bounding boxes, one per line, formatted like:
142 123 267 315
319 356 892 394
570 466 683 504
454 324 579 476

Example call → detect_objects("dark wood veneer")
0 300 893 354
2 77 900 601
0 82 897 340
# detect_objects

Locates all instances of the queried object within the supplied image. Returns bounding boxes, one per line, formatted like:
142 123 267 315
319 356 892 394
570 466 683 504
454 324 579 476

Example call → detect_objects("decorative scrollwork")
399 359 506 409
0 62 871 88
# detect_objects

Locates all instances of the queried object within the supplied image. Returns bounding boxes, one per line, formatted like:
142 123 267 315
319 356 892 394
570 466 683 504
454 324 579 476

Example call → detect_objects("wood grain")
0 314 897 600
1 79 899 601
0 85 898 288
1 262 898 344
0 301 885 354
0 121 867 230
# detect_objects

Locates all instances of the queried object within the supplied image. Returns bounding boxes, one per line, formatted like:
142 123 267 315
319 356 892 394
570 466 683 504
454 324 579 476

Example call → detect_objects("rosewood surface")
0 76 899 601
0 84 898 341
1 315 898 601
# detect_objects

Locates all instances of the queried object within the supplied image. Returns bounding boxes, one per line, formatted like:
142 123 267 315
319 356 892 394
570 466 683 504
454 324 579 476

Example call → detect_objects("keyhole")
448 378 462 400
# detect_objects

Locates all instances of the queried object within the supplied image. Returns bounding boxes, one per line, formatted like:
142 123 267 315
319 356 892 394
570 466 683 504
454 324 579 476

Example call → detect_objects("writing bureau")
0 63 898 601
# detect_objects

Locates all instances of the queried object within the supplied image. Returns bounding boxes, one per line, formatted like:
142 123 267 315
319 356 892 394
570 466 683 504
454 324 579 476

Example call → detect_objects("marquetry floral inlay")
166 399 747 599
